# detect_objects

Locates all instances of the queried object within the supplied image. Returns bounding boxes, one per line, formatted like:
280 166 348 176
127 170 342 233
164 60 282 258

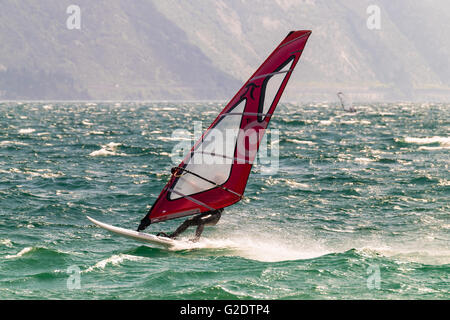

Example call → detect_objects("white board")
87 216 178 248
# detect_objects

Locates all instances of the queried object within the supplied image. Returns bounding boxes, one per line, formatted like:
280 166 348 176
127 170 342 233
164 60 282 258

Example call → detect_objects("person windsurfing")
337 92 356 112
156 209 222 242
135 30 312 243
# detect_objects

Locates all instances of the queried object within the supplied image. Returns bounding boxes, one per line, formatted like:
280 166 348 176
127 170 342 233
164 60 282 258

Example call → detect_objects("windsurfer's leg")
192 210 221 241
168 210 221 240
169 216 198 238
192 223 205 242
169 221 190 238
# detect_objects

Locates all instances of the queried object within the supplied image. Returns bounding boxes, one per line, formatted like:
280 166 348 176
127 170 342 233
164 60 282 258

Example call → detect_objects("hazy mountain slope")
153 0 450 101
0 0 240 100
383 0 450 85
0 0 449 101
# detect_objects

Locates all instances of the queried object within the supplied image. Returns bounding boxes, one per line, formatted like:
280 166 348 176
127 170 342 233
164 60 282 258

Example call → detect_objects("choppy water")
0 102 448 299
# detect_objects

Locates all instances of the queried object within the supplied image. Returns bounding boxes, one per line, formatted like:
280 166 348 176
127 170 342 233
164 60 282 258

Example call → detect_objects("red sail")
143 30 311 224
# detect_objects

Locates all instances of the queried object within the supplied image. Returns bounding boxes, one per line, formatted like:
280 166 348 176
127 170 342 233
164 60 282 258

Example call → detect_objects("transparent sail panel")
170 100 246 200
261 60 293 120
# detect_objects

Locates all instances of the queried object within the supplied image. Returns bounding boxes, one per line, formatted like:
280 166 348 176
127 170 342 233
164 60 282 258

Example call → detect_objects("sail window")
169 99 246 200
258 59 294 121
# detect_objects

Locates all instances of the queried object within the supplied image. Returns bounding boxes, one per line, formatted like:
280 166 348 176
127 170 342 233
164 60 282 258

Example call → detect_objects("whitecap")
5 247 33 259
280 178 309 189
84 254 144 272
404 136 450 146
169 233 330 263
0 239 13 248
418 146 450 151
7 168 64 178
89 142 126 157
18 128 35 134
368 247 450 265
285 139 315 145
89 131 104 135
157 136 191 142
319 120 332 125
105 142 121 148
354 157 375 163
321 225 355 233
89 148 114 157
0 141 29 146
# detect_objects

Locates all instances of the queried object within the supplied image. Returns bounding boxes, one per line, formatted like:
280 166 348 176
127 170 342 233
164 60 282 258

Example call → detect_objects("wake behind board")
87 216 179 248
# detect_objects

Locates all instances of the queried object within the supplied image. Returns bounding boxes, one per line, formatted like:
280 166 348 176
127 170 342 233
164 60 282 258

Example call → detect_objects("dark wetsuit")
162 209 222 241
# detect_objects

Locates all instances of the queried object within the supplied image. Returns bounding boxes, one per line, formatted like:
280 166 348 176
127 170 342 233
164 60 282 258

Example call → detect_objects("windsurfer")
136 165 225 240
157 209 223 242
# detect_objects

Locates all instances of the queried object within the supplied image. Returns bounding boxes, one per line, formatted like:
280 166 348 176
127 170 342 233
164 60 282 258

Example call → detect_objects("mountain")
0 0 240 100
0 0 449 101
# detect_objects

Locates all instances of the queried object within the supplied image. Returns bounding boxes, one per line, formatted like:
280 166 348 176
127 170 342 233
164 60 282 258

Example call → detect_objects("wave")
319 120 333 125
4 246 73 260
0 239 13 248
84 254 145 272
281 179 309 189
320 225 356 233
88 131 104 135
89 148 117 156
418 146 450 151
404 136 450 145
82 119 94 126
5 247 35 259
356 247 450 265
166 231 450 265
89 142 126 156
260 177 309 189
354 157 375 163
166 233 331 263
157 136 192 142
18 128 35 134
285 139 316 145
0 141 29 146
3 167 64 178
403 136 450 150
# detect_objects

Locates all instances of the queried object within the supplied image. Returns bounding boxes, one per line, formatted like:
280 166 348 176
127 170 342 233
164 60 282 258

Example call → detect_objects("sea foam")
84 254 144 272
89 142 126 156
18 128 35 134
404 136 450 150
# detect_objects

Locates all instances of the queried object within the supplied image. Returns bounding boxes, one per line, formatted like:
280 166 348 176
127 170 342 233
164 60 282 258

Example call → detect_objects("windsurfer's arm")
137 217 151 232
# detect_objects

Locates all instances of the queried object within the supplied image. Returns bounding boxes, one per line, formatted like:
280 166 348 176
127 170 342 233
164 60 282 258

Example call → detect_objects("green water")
0 102 448 299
